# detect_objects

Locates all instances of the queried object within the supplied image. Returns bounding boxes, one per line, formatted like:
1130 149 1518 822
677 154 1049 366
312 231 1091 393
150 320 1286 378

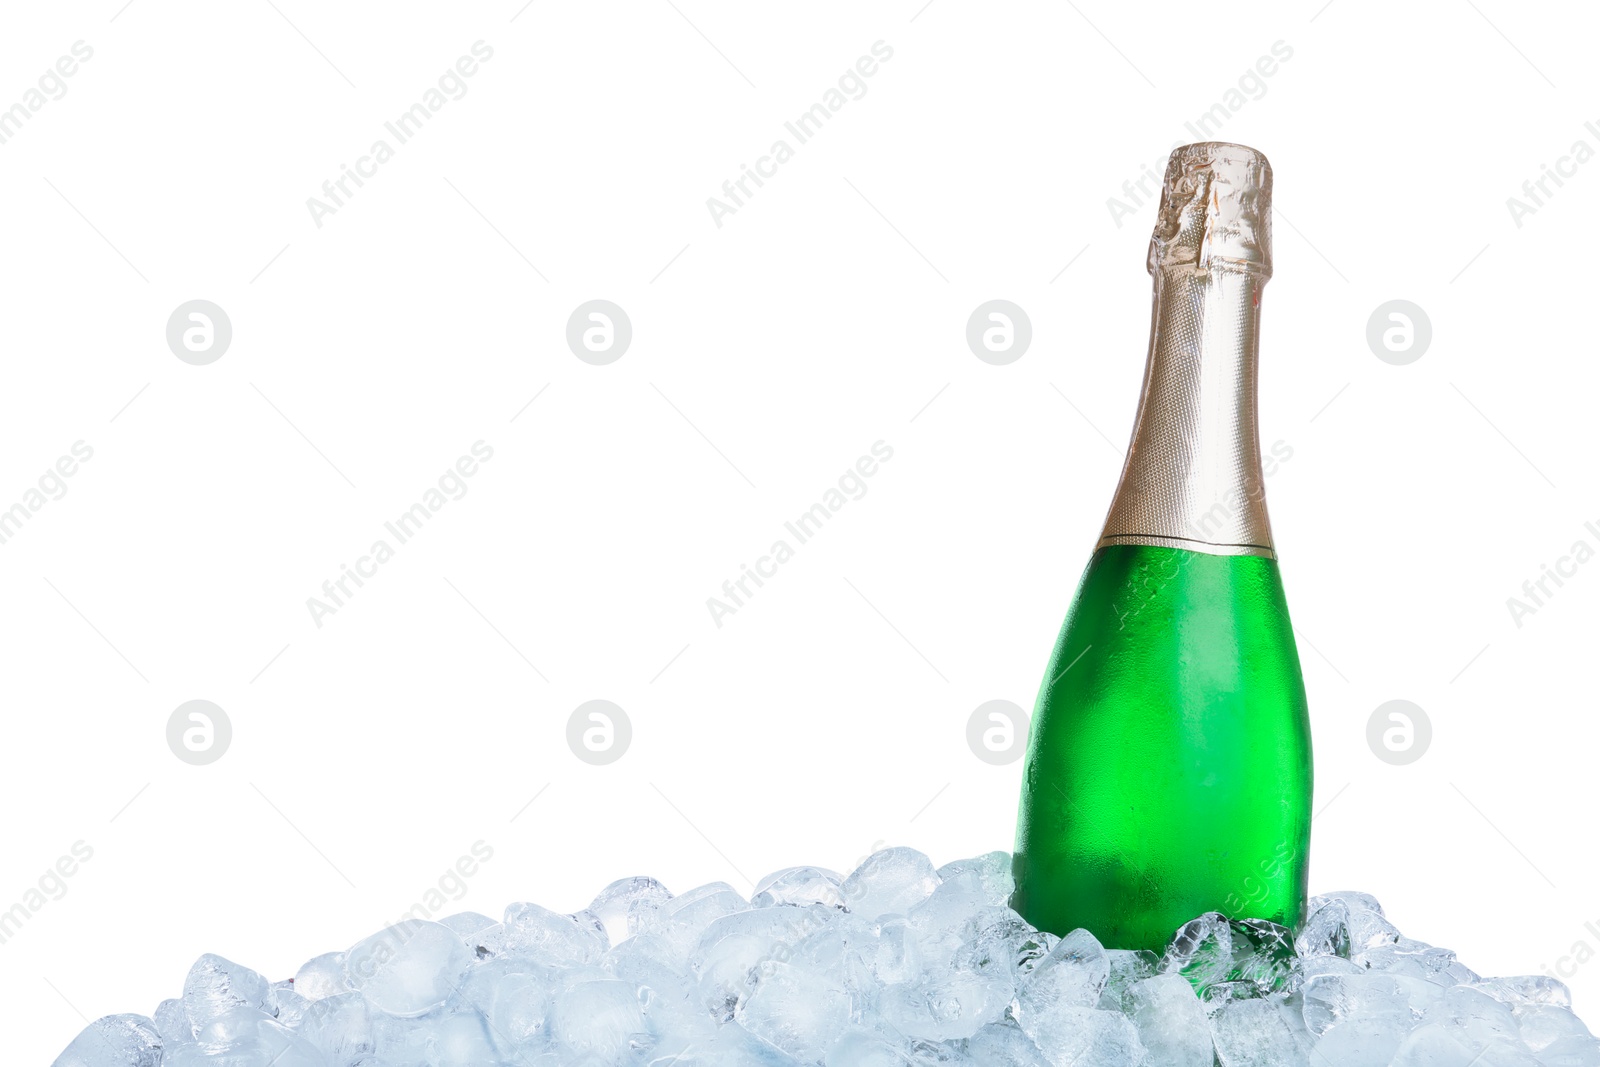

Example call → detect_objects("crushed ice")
52 847 1600 1066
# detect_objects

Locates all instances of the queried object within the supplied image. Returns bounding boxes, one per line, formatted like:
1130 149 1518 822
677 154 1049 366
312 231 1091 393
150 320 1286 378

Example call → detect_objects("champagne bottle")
1011 142 1312 951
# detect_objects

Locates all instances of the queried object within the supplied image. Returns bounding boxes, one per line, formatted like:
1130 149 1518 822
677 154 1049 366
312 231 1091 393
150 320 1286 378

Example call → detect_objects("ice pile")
54 848 1600 1066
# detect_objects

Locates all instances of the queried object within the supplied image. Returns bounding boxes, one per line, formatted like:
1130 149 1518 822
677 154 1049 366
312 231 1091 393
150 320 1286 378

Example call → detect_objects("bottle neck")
1097 262 1274 559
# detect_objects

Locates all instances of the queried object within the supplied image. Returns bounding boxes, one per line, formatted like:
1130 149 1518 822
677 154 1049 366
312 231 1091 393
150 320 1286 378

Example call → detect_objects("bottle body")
1011 143 1312 950
1011 543 1312 950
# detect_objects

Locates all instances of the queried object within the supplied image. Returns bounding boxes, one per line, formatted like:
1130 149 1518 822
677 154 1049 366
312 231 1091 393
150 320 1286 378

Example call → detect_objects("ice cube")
1360 934 1458 975
1305 893 1400 969
839 847 940 920
437 910 499 944
697 939 775 1020
165 1014 321 1067
1476 974 1573 1008
466 923 507 961
866 917 922 986
607 928 693 1001
151 999 188 1044
182 953 272 1033
1516 1002 1592 1051
430 1012 501 1067
1228 919 1298 995
1537 1034 1600 1066
1018 927 1109 1015
1125 973 1213 1066
965 911 1057 983
585 875 674 946
499 901 608 966
484 969 552 1055
936 850 1014 907
787 914 877 998
250 1019 325 1067
1346 910 1403 966
659 881 741 913
1161 912 1234 991
446 955 522 1018
271 984 310 1029
694 906 826 1020
695 905 826 966
878 967 1012 1042
1098 949 1159 1012
639 884 748 961
569 906 610 946
1438 959 1484 988
549 979 648 1063
963 1020 1050 1066
1409 943 1465 979
370 1012 433 1067
1421 984 1519 1049
1161 914 1296 1002
1309 890 1386 916
1309 1026 1408 1067
345 919 474 1016
50 1015 164 1067
752 866 845 910
1297 954 1365 982
293 951 350 1000
735 960 852 1061
645 1021 803 1065
1302 971 1441 1044
1211 998 1308 1067
1295 898 1351 959
907 879 1008 971
637 968 713 1042
194 1006 275 1048
825 1030 914 1066
1017 1004 1145 1067
297 991 373 1066
1388 1023 1541 1066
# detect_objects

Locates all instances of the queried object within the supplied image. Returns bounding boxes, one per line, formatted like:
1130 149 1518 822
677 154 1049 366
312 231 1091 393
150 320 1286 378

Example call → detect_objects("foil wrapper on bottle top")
1098 141 1277 559
1148 142 1273 278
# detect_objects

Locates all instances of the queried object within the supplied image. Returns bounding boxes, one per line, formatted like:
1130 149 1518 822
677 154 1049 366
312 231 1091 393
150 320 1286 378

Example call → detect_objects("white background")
4 0 1598 1061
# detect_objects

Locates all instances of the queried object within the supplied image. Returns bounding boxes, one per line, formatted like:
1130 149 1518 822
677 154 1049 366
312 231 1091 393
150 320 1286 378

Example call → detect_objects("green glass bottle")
1012 142 1312 952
